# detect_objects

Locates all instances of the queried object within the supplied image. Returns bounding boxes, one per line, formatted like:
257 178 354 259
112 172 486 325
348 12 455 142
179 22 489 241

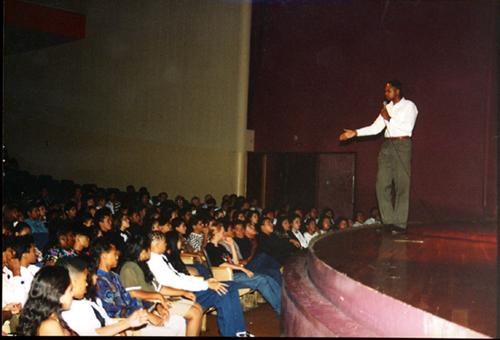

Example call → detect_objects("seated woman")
289 214 308 248
110 211 132 254
205 222 282 315
118 234 203 337
89 236 186 336
317 215 334 234
42 223 78 266
274 216 301 248
17 266 76 336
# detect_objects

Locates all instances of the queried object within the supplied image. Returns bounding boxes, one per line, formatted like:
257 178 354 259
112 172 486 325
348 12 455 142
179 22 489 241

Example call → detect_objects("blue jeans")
187 263 211 279
233 271 281 314
194 281 247 337
245 252 282 286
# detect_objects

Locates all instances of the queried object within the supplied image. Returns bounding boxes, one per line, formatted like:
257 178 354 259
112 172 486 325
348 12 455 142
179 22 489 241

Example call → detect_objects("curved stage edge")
281 223 496 338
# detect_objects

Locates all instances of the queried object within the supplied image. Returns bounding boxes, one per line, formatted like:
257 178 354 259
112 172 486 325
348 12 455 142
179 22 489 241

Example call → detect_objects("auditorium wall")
249 0 497 222
4 0 252 200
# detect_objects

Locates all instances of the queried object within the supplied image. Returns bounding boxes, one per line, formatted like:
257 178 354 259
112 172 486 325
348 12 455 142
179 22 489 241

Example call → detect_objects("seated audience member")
3 204 21 227
353 211 365 227
11 235 40 301
172 217 204 262
72 225 90 258
157 216 172 234
3 236 29 308
218 221 243 260
261 208 275 225
166 229 211 280
93 208 113 237
147 231 252 337
364 207 382 225
37 201 48 224
118 234 203 337
186 215 208 253
348 218 354 228
303 218 320 248
126 207 143 235
40 187 57 211
317 215 334 233
231 220 282 286
17 266 77 336
205 222 282 315
257 217 300 265
63 201 78 227
43 224 78 266
89 237 186 336
157 192 169 206
77 211 95 228
12 221 43 264
110 211 132 254
274 216 301 247
304 207 319 224
105 192 121 214
289 214 308 248
335 217 349 229
58 257 148 336
246 211 260 230
95 194 107 211
233 221 257 263
23 202 49 251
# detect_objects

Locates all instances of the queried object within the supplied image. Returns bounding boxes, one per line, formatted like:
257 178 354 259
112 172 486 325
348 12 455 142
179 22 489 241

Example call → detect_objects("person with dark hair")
118 234 203 337
317 215 334 233
89 237 186 336
72 225 90 258
289 214 308 248
24 201 49 251
42 223 77 266
58 256 148 336
205 222 282 315
93 208 113 238
335 217 349 229
63 200 78 227
186 215 208 253
3 235 28 308
17 266 76 336
172 217 204 263
11 235 40 301
256 217 300 265
303 218 319 247
126 206 143 235
353 211 365 227
231 220 283 286
340 80 418 235
274 216 301 247
105 191 121 214
147 231 252 337
110 211 132 253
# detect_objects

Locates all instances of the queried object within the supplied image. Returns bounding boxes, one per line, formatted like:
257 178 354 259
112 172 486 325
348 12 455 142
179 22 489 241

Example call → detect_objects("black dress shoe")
391 226 408 234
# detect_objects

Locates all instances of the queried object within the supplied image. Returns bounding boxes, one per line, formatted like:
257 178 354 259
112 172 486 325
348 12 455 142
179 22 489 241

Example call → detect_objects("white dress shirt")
147 252 208 292
302 231 319 248
19 264 40 298
291 230 308 248
62 298 117 336
2 267 29 307
356 98 418 138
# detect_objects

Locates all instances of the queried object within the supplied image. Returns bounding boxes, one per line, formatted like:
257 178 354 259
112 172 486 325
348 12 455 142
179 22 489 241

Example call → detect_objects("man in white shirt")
147 231 252 337
2 236 28 308
303 218 319 248
340 80 418 234
11 235 40 300
59 257 148 336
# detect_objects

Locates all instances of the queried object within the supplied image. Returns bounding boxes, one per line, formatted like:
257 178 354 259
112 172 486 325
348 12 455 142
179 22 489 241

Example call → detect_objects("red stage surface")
281 222 497 337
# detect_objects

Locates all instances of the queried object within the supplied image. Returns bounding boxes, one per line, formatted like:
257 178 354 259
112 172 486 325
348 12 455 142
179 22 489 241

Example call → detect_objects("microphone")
383 100 388 109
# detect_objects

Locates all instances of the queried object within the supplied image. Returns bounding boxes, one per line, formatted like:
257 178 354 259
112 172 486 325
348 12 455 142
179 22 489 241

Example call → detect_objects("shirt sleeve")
147 255 208 292
386 100 418 135
356 114 386 137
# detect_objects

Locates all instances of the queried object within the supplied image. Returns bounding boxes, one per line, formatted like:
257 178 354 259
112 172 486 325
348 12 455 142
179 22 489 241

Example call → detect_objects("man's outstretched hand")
339 129 357 141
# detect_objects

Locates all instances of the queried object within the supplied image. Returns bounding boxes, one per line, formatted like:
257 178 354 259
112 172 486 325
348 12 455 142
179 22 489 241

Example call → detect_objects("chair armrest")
181 255 199 265
211 266 234 281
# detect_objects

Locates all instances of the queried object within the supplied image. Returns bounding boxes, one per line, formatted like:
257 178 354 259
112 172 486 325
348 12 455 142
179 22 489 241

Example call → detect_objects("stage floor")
312 221 497 337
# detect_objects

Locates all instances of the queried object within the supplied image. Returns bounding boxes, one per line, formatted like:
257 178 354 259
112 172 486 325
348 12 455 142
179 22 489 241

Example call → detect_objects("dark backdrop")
248 0 497 222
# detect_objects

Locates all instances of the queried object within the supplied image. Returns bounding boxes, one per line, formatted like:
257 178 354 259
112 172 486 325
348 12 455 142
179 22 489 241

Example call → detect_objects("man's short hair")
149 230 165 243
388 79 403 96
55 256 88 277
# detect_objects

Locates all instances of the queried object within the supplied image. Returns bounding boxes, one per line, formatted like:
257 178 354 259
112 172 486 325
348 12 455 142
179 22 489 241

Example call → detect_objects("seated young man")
23 202 49 251
2 236 28 308
303 218 320 248
364 207 382 225
11 235 40 300
147 231 252 337
89 237 186 336
232 220 282 285
256 217 299 265
57 257 148 336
